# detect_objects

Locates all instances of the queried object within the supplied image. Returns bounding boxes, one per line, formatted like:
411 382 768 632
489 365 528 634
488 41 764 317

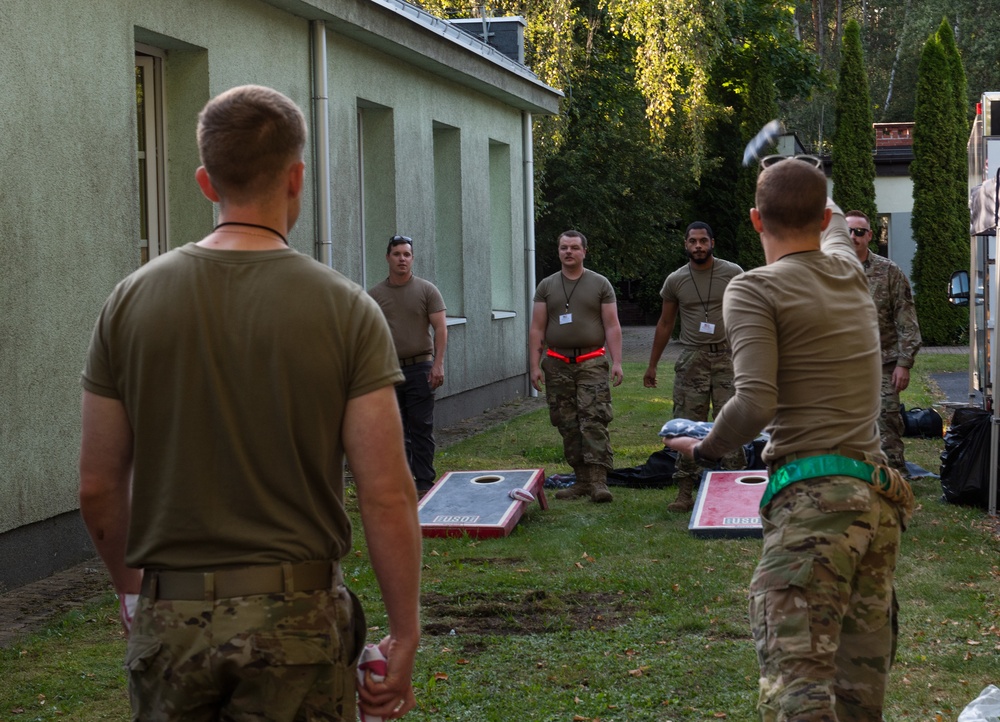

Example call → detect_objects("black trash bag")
901 404 944 438
744 435 769 471
605 435 768 489
939 407 993 508
607 448 678 488
548 433 770 490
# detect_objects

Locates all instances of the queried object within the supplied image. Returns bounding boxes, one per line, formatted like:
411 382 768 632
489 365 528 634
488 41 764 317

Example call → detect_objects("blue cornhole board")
689 470 768 539
418 469 548 538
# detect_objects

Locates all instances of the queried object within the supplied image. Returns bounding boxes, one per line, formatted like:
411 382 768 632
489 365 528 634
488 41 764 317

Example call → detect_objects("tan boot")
555 468 592 500
588 465 613 503
667 478 694 512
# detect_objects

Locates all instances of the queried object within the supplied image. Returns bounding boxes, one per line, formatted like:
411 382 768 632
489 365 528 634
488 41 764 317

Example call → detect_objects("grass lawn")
1 353 997 721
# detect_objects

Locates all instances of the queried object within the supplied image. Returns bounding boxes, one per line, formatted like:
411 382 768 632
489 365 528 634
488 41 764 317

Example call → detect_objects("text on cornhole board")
418 469 548 539
689 470 768 539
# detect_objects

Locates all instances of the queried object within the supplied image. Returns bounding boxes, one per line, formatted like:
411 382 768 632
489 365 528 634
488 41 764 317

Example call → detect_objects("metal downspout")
311 20 333 267
522 111 537 398
991 228 999 516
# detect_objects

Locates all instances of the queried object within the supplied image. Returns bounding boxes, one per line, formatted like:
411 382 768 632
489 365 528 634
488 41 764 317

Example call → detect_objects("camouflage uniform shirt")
863 252 921 369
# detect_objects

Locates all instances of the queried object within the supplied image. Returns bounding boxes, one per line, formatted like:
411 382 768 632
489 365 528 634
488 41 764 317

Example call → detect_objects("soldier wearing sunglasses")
846 211 922 476
369 235 448 498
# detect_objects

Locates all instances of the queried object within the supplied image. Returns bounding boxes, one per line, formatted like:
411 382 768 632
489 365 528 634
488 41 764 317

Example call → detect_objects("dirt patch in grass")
0 563 113 648
421 589 638 637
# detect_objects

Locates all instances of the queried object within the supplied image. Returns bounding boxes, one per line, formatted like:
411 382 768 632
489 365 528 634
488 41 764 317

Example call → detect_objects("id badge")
559 313 573 325
699 321 716 334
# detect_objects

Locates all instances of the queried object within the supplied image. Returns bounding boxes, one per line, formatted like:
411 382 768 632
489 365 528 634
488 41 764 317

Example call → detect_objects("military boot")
555 467 592 500
667 477 695 512
588 465 614 503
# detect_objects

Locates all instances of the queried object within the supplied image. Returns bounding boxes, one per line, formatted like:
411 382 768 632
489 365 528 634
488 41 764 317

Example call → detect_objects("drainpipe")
311 20 333 267
522 111 537 398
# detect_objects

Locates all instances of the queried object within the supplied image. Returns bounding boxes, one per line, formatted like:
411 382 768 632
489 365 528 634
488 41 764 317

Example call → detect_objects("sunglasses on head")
759 154 824 169
389 235 412 244
848 228 871 237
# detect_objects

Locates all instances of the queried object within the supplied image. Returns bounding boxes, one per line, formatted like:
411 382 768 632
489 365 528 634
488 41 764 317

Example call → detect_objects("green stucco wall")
325 34 528 397
0 0 310 535
0 0 556 567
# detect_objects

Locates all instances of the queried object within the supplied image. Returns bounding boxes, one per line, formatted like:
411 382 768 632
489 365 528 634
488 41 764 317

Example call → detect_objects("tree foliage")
832 19 877 223
600 0 728 178
782 0 1000 149
732 65 779 271
910 33 968 344
693 0 819 271
532 17 692 293
937 18 969 201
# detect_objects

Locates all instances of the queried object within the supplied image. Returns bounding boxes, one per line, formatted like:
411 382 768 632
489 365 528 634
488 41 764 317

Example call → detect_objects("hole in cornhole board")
688 470 768 539
418 469 548 539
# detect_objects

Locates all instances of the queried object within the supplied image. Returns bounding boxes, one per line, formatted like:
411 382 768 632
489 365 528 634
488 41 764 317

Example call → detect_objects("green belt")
761 454 889 509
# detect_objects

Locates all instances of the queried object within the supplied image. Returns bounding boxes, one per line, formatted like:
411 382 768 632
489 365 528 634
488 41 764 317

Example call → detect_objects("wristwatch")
692 444 719 470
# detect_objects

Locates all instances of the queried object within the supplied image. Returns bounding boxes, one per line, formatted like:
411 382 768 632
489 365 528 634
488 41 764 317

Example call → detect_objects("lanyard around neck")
687 263 714 320
560 271 582 312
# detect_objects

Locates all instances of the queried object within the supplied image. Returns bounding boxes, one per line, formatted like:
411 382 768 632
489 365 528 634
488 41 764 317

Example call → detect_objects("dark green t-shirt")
82 244 403 570
533 269 615 350
367 275 445 359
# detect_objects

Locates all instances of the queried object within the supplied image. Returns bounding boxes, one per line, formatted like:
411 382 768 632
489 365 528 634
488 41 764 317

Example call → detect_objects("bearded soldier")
644 222 745 512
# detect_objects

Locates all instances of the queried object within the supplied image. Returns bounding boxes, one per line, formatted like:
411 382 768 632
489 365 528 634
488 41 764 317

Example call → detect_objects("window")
434 123 463 314
135 48 166 264
489 140 512 311
357 102 396 287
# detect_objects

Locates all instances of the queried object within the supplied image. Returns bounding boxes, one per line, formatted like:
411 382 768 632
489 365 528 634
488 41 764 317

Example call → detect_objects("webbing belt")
761 454 889 509
399 354 433 367
141 561 342 601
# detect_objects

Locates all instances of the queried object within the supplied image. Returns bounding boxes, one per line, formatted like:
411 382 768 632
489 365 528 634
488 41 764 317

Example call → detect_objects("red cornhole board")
418 469 548 539
689 470 768 539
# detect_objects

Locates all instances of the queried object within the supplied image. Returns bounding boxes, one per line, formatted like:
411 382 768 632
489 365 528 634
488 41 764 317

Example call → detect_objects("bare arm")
528 301 548 391
345 386 421 719
428 310 448 390
601 302 624 387
644 299 678 388
78 391 142 597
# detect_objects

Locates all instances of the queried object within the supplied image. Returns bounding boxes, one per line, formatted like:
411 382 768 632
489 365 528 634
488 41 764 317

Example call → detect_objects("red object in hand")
357 644 388 722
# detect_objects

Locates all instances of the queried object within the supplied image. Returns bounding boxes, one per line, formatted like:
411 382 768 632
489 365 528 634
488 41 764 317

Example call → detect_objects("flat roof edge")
262 0 563 114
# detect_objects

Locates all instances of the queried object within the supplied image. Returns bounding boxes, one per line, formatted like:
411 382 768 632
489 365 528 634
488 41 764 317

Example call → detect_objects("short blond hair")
755 158 827 236
197 85 306 203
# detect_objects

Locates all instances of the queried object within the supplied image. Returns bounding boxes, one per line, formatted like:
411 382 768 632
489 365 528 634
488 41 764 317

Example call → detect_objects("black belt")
399 354 433 367
704 343 728 353
140 561 342 601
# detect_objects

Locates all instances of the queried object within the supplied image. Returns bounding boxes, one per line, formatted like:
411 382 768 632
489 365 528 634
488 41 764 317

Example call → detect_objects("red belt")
546 347 606 364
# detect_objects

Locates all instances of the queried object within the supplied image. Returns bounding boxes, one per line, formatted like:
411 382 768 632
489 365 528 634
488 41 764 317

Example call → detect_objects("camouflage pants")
672 347 744 483
542 355 613 469
125 587 365 721
750 476 902 722
879 364 906 473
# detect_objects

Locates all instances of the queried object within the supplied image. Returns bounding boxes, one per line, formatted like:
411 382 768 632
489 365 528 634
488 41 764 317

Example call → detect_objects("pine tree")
937 18 971 226
832 19 878 224
910 34 968 344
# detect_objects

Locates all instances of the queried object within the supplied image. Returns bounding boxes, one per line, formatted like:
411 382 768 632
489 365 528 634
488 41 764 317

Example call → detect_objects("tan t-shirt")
82 244 403 570
698 206 883 464
534 269 616 350
661 258 743 347
368 276 446 359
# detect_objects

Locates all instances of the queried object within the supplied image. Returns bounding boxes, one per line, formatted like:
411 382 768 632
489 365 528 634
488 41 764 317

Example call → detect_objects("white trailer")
948 91 1000 516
